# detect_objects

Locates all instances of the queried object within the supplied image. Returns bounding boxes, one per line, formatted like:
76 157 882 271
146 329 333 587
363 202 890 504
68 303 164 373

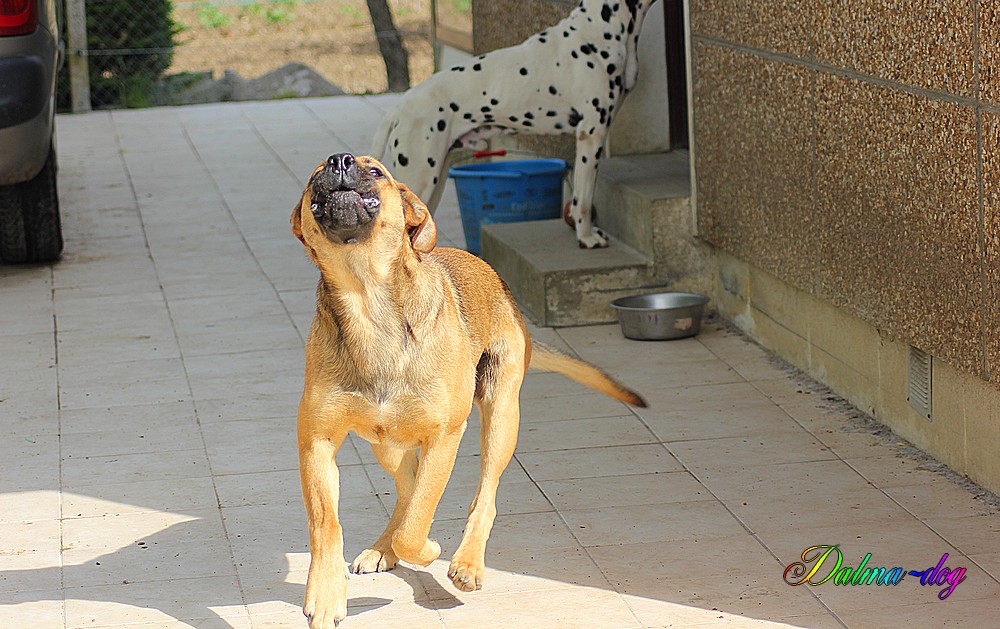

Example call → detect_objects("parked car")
0 0 63 263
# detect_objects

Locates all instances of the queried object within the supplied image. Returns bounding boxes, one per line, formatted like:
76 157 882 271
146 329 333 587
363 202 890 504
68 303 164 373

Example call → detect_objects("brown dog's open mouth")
312 189 381 229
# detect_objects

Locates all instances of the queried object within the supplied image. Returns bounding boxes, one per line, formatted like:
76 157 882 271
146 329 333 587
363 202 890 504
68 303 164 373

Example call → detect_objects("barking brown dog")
291 153 645 628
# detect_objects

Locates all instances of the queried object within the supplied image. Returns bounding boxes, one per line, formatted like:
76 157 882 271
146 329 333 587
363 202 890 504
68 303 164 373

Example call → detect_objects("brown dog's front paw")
351 547 398 574
304 566 348 628
391 534 441 567
448 559 485 592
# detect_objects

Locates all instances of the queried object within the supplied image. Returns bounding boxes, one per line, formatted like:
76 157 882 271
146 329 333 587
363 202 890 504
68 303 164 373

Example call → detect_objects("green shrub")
58 0 179 109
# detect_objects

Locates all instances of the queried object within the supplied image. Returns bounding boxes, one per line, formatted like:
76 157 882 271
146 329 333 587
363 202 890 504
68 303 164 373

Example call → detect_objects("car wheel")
0 143 63 264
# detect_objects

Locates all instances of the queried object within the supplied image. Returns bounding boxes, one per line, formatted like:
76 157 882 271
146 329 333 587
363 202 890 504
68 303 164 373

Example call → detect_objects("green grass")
195 2 231 28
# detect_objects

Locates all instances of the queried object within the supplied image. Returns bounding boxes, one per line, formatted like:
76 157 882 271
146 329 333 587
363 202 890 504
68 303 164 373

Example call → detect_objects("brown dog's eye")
370 167 384 178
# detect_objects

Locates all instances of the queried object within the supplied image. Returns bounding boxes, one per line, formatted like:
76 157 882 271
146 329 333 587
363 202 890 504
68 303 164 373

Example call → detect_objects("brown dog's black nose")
315 152 362 195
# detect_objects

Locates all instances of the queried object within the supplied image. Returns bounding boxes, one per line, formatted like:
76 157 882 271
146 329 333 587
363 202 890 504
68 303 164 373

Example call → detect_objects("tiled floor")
2 95 999 628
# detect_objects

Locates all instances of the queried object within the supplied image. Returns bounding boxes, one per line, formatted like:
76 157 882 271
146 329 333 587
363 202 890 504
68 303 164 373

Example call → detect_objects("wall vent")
907 346 932 419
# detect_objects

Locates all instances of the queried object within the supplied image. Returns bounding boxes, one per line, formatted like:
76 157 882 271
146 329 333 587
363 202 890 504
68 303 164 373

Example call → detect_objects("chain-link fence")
59 0 434 111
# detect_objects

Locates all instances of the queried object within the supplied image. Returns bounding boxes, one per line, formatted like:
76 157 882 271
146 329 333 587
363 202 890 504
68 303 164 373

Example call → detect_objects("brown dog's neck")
313 250 446 354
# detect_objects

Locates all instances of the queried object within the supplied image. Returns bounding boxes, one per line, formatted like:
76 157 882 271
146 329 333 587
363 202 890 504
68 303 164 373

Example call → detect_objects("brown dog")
291 153 645 628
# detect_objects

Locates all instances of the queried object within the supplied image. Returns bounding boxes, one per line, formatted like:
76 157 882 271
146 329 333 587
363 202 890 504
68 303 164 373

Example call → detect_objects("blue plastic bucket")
448 159 566 254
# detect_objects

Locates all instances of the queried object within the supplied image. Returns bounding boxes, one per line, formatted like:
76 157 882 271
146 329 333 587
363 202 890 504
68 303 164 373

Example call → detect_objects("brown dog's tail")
529 341 647 408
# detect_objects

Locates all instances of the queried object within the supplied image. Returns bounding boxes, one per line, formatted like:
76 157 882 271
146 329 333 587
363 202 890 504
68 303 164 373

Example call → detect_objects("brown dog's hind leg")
351 444 418 574
448 368 522 591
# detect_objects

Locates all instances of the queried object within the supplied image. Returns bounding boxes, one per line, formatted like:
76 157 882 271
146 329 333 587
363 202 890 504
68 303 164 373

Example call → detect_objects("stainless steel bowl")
610 292 710 340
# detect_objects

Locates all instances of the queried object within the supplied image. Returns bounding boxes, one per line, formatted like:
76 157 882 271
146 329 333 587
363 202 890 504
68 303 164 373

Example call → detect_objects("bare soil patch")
170 0 434 95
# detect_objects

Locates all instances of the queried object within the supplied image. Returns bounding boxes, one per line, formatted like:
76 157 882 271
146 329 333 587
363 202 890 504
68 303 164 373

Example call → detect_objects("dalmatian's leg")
569 126 609 248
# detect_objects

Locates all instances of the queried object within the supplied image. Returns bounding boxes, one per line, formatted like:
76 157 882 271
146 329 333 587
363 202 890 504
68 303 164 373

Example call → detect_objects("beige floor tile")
806 423 888 459
518 443 684 481
61 449 212 489
517 414 656 452
641 401 805 442
213 465 376 509
557 324 712 360
969 551 1000 581
625 573 829 621
0 518 61 555
61 477 219 519
562 500 748 547
61 414 204 460
417 548 611 598
668 431 837 474
63 575 245 627
249 597 445 629
431 511 580 558
56 358 192 411
195 392 300 424
0 592 65 629
539 471 708 511
61 509 232 588
518 390 635 422
691 459 865 501
0 408 60 441
59 400 195 436
427 451 534 488
1 434 60 493
836 598 996 627
429 480 554 522
517 371 606 401
882 477 994 519
222 503 311 574
0 548 62 593
623 600 842 629
842 452 943 488
201 418 300 476
920 513 1000 556
761 516 951 569
587 535 777 584
52 289 164 332
174 315 303 358
435 585 640 629
245 563 465 617
0 489 61 524
183 349 303 401
56 325 181 366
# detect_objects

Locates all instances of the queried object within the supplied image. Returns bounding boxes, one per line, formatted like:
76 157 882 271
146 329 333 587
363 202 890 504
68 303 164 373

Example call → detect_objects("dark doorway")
664 0 689 149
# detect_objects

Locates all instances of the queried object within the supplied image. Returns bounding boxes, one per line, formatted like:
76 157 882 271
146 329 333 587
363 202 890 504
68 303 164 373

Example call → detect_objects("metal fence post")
64 0 92 112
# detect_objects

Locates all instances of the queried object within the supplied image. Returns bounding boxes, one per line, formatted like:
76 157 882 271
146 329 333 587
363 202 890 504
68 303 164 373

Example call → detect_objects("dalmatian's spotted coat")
371 0 658 249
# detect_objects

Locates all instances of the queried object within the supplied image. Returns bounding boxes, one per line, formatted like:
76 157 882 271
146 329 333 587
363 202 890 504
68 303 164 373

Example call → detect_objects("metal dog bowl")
610 292 710 341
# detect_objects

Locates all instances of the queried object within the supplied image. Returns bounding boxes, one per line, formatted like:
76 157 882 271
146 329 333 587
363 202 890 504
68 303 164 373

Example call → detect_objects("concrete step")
481 219 659 326
481 151 705 327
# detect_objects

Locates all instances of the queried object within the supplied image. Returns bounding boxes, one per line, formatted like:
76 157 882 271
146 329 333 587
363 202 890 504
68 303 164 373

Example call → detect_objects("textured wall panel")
694 43 819 290
811 0 976 97
982 111 1000 382
812 75 981 374
689 0 813 58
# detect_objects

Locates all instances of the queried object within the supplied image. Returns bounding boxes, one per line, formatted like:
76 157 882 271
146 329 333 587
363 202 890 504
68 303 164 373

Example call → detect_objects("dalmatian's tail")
529 340 647 408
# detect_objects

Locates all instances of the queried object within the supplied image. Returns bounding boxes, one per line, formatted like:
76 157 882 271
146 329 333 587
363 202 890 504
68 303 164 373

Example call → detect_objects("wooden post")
64 0 92 112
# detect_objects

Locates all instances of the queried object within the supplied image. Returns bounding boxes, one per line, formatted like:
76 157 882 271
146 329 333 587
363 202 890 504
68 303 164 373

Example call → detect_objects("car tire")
0 142 63 264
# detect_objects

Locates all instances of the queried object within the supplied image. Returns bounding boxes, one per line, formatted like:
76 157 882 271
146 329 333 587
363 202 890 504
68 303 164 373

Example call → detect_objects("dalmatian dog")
371 0 658 249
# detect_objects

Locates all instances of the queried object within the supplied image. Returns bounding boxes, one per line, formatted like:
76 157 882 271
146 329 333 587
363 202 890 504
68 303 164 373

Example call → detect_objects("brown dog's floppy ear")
290 197 305 244
399 184 437 254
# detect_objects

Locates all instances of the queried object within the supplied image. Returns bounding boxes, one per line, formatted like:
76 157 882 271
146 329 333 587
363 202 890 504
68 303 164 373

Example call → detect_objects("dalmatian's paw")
577 227 609 249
